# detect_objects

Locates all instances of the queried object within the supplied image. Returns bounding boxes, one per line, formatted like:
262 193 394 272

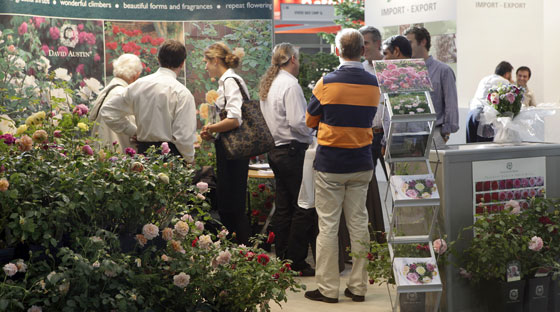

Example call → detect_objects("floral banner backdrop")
0 15 104 117
184 20 272 127
104 21 183 83
374 59 433 94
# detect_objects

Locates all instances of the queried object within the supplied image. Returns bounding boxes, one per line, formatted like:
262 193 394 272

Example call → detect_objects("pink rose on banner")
535 176 544 186
529 236 543 251
94 53 101 62
18 22 28 35
506 191 514 200
521 189 529 198
506 180 513 188
49 26 60 40
76 64 85 76
78 23 84 31
41 45 49 56
33 17 45 28
513 179 521 188
529 189 537 197
499 180 506 189
521 178 529 187
513 190 521 200
57 46 68 57
529 177 536 187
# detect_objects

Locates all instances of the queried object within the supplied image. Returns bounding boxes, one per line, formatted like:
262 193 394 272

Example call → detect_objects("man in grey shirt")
405 26 459 146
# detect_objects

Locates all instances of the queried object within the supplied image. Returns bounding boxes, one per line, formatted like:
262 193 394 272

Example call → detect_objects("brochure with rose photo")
390 174 439 201
393 257 441 286
373 59 433 94
387 92 434 116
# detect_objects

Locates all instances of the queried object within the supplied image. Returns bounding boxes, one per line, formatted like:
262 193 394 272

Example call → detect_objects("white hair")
335 29 364 60
112 54 142 81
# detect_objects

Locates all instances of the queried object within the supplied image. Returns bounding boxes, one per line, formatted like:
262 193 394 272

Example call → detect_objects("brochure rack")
374 59 443 312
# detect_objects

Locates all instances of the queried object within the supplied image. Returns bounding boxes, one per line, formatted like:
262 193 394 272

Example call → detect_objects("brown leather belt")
373 127 384 134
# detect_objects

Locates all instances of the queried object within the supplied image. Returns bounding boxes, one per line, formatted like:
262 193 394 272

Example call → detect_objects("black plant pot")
524 276 550 312
548 275 560 312
486 280 525 312
399 292 426 312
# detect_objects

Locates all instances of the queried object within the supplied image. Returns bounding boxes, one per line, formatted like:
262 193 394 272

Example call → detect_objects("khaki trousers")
315 169 373 298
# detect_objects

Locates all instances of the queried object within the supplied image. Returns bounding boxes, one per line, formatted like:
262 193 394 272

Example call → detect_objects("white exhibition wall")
365 0 558 107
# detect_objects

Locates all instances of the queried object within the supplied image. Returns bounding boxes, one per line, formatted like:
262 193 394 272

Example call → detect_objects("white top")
89 77 135 153
362 60 386 129
216 68 249 126
100 67 197 162
260 69 313 146
470 74 510 109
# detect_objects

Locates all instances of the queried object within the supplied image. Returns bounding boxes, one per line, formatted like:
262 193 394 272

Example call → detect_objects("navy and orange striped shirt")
306 61 380 173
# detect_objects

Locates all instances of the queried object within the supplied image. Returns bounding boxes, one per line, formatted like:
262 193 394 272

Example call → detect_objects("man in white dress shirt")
259 43 314 275
516 66 536 107
466 61 513 143
101 40 197 162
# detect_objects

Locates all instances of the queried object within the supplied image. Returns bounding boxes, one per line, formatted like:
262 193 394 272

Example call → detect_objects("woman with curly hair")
201 42 251 245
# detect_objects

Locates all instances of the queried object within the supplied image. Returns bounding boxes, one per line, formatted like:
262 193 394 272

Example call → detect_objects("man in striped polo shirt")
304 28 380 304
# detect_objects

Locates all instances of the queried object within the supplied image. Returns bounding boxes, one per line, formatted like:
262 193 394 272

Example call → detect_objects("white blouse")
215 68 249 126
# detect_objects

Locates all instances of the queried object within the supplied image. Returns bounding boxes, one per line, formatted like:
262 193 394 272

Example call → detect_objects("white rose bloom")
53 68 71 81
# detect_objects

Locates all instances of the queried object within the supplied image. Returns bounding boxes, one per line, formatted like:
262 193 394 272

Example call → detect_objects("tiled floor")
270 265 396 312
269 181 396 312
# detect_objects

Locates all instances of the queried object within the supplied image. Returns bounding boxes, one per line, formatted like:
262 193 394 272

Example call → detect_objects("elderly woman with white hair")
90 54 142 152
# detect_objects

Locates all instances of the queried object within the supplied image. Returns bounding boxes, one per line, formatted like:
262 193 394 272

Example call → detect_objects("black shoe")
298 266 315 277
304 289 338 303
344 288 365 302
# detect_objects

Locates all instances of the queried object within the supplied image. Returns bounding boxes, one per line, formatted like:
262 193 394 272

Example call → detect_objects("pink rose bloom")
57 46 68 57
195 221 204 231
174 221 189 237
78 24 84 31
505 200 521 214
513 190 522 200
76 64 85 76
161 227 173 241
426 263 435 272
173 272 190 288
506 191 514 200
529 177 536 187
433 239 447 254
125 147 136 157
53 130 62 138
161 142 170 155
407 272 420 284
405 189 419 198
0 178 9 192
142 223 159 240
196 181 209 193
3 263 18 277
7 45 16 53
33 17 45 28
41 44 49 56
82 145 93 155
513 179 521 188
529 189 537 197
181 214 194 223
18 22 28 35
28 305 42 312
49 27 60 40
73 104 89 116
505 92 516 104
535 176 544 186
387 63 397 70
528 236 543 251
216 250 232 265
93 53 101 62
521 178 529 187
521 189 529 198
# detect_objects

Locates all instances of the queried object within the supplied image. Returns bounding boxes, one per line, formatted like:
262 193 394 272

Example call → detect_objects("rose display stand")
374 59 443 312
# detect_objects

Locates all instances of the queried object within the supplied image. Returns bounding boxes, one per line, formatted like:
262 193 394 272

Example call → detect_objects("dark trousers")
267 144 306 260
367 132 386 242
215 138 250 245
137 141 181 156
466 107 494 143
287 207 318 270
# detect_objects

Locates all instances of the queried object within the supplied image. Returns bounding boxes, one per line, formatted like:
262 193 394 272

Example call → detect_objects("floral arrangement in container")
388 92 432 116
478 84 526 143
373 59 433 93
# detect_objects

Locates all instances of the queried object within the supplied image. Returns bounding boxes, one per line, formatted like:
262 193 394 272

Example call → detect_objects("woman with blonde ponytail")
201 41 251 245
259 43 314 275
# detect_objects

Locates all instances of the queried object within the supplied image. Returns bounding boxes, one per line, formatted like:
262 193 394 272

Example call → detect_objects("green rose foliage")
451 197 560 284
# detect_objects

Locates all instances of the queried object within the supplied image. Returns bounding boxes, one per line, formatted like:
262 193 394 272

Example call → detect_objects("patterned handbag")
218 77 275 160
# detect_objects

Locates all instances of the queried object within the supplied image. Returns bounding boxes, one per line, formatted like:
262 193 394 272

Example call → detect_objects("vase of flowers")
483 84 525 143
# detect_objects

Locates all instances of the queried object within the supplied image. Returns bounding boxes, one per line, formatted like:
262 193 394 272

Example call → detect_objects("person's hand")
130 135 138 143
200 125 214 141
381 146 386 156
